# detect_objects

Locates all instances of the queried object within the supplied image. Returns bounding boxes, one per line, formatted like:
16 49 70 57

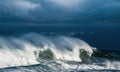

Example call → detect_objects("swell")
92 49 120 60
0 33 93 68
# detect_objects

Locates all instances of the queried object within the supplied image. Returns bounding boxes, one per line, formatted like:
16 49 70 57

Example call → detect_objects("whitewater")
0 33 119 72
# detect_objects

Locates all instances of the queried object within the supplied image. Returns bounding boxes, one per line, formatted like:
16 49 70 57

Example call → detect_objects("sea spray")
0 33 93 68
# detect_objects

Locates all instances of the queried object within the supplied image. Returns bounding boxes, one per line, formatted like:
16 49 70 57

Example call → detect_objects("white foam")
0 33 93 68
50 60 120 70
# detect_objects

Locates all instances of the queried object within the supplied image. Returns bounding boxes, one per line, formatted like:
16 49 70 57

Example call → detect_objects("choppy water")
0 33 119 72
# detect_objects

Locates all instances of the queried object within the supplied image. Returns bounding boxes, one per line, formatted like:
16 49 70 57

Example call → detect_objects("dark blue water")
0 23 120 50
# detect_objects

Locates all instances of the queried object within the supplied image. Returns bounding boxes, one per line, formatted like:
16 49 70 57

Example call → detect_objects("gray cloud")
0 0 120 24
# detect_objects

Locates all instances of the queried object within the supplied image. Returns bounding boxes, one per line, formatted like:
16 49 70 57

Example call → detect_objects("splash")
0 33 93 68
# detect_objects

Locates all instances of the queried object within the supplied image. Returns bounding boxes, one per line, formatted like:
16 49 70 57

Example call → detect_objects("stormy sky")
0 0 120 25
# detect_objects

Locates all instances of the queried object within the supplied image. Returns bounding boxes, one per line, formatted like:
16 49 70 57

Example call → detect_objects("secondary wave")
0 33 93 68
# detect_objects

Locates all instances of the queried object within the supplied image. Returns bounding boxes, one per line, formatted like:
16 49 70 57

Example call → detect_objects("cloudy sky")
0 0 120 25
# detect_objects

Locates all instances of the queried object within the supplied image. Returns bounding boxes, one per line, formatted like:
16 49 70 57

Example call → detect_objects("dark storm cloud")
0 0 120 24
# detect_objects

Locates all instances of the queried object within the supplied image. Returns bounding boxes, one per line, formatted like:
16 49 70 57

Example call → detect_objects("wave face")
0 33 93 68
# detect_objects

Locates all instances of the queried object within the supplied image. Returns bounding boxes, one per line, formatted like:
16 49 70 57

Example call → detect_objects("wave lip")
0 33 93 68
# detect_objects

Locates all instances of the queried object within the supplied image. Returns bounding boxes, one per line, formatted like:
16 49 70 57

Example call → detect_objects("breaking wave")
0 33 93 68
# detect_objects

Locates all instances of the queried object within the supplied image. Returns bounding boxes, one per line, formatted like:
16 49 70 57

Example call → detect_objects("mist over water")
0 24 120 50
0 33 93 68
0 33 119 72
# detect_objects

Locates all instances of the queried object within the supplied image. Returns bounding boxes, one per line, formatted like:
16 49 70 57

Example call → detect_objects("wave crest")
0 33 93 68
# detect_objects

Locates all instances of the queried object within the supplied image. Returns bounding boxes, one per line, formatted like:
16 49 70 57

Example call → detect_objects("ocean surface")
0 24 120 72
0 32 119 72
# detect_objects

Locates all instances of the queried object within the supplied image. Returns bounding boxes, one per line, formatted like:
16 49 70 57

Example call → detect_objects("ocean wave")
0 33 120 71
0 33 93 68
